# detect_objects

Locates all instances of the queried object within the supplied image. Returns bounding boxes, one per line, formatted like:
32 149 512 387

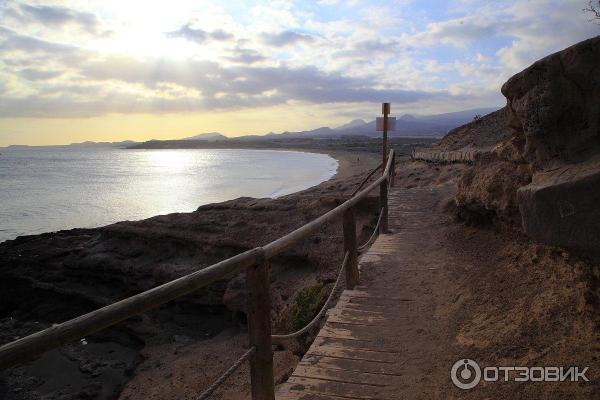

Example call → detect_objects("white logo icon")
451 359 481 389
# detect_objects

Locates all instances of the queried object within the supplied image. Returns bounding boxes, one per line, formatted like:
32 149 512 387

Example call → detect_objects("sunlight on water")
0 148 337 242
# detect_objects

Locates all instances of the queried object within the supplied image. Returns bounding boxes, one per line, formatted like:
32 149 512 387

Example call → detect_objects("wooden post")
343 207 359 289
380 179 389 233
382 102 390 168
391 153 396 187
246 254 275 400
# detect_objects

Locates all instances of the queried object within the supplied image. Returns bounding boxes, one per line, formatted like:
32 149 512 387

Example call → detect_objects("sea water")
0 147 337 242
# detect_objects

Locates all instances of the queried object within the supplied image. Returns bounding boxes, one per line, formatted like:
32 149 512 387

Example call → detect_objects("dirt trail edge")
277 162 598 400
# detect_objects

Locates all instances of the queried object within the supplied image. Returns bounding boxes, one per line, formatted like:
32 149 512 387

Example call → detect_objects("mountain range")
181 107 498 142
1 107 499 148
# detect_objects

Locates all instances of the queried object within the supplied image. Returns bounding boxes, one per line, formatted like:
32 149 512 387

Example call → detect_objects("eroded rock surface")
454 36 600 251
438 108 514 152
518 156 600 250
502 36 600 167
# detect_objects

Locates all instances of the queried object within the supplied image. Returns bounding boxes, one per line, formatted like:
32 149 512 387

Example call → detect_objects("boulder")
517 156 600 250
502 36 600 250
501 36 600 168
454 37 600 251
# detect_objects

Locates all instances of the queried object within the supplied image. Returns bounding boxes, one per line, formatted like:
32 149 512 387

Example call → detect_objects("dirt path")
276 169 598 399
277 183 461 399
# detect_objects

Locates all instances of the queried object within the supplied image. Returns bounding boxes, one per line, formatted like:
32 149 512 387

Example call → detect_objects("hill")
184 132 228 141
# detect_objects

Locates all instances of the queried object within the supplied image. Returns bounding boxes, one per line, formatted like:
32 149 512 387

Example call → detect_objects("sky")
0 0 598 146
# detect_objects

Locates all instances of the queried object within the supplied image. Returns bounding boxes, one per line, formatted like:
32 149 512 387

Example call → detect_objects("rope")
357 207 385 252
272 252 349 341
351 163 382 196
197 346 256 400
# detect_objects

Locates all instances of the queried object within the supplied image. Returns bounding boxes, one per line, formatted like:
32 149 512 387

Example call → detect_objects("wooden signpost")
382 102 390 167
376 103 394 167
379 103 390 233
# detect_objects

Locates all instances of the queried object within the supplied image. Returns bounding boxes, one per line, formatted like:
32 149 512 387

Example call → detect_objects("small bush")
290 284 323 331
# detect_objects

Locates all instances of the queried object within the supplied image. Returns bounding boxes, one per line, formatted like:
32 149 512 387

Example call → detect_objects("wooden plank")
276 383 373 400
340 290 414 304
324 322 415 336
336 302 407 312
299 354 408 376
339 292 414 302
284 376 393 399
306 343 399 363
326 314 408 327
311 336 402 354
292 365 391 387
335 303 418 315
318 325 405 342
327 307 385 317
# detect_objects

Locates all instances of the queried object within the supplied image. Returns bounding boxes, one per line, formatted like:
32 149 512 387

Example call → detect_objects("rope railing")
351 163 382 196
197 346 256 400
272 252 349 342
357 207 385 252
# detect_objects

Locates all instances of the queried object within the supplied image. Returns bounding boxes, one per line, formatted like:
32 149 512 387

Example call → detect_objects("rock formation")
455 36 600 251
502 36 600 167
438 108 514 152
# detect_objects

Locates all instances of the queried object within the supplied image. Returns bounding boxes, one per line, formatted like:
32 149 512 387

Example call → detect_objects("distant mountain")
284 107 500 139
67 140 140 148
398 114 417 121
335 119 367 130
184 132 228 141
278 126 336 139
129 106 502 148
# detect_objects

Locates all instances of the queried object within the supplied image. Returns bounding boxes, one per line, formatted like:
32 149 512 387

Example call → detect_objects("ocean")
0 147 337 242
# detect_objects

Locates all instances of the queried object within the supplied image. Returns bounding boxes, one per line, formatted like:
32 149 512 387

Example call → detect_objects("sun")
87 1 220 60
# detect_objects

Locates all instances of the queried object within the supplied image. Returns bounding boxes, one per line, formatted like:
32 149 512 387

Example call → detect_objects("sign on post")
376 117 396 132
379 103 392 167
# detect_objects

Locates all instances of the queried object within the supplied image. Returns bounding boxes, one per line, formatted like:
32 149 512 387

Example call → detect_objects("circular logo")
451 359 481 389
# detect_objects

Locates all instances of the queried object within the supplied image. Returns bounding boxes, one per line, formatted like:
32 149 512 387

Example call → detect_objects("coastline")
0 147 366 244
0 147 381 400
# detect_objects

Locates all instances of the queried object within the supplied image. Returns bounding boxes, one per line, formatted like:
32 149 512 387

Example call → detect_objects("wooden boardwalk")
277 185 454 399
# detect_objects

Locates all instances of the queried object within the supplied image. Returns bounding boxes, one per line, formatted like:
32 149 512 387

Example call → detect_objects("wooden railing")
411 148 481 163
0 149 396 400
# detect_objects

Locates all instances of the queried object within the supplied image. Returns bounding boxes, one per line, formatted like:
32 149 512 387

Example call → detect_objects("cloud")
78 55 446 103
167 23 234 44
493 0 599 71
18 68 64 81
0 26 89 63
0 48 461 118
0 0 596 122
333 39 401 60
261 30 314 47
7 3 109 36
409 16 498 47
226 47 267 64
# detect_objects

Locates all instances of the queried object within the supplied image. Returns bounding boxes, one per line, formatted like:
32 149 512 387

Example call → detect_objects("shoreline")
0 147 379 244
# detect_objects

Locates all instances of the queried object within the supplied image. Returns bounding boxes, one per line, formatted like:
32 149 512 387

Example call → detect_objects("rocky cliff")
455 36 600 251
